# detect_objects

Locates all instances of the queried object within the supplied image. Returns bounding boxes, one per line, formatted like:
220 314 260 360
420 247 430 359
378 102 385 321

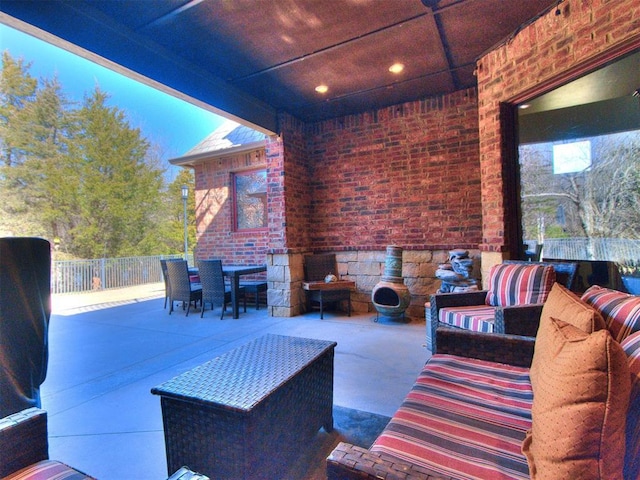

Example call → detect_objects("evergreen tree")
0 51 188 258
0 52 64 237
69 88 165 258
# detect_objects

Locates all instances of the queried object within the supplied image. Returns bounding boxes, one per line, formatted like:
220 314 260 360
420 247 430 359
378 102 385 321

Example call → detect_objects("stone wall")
265 248 480 319
335 249 480 318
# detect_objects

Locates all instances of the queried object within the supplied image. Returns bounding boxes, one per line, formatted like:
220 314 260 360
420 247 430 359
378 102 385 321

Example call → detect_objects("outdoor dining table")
189 264 267 319
223 265 267 319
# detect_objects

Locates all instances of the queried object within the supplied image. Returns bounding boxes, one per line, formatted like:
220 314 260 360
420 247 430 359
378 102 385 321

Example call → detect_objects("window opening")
516 50 640 292
233 169 267 231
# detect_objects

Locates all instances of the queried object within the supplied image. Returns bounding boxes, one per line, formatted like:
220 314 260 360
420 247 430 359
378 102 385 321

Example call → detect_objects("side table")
151 334 337 479
302 280 355 319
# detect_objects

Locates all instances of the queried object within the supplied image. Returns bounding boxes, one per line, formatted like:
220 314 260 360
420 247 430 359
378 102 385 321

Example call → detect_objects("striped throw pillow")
621 331 640 480
581 285 640 343
486 263 555 307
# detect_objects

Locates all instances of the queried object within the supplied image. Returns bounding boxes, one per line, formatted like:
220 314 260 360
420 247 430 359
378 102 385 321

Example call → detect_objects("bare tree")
519 131 640 257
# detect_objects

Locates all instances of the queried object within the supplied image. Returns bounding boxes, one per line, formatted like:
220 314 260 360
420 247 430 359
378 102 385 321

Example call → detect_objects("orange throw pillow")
530 283 605 384
523 318 630 479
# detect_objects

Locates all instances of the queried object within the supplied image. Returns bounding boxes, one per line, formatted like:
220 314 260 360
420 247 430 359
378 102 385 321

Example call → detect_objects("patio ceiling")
1 0 557 133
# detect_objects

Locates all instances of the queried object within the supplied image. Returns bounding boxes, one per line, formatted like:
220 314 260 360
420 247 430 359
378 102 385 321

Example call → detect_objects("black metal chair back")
166 260 202 316
198 259 232 319
160 259 180 309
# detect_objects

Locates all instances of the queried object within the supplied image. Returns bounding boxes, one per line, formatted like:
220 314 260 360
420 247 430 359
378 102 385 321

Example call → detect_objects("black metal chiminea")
371 245 411 318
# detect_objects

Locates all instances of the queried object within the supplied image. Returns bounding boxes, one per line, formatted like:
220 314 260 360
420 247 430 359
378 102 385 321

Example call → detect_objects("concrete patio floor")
44 284 430 479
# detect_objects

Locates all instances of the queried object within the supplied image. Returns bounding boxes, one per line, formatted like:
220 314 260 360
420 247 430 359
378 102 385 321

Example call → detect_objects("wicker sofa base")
327 442 454 480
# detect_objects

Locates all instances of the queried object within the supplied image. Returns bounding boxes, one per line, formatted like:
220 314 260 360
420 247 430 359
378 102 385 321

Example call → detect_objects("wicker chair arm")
0 407 49 478
326 442 452 480
429 291 489 354
430 291 488 309
495 304 544 337
436 326 535 368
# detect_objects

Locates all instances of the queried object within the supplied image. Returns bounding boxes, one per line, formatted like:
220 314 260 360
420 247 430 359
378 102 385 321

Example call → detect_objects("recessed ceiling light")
389 63 405 74
315 85 328 94
519 104 531 109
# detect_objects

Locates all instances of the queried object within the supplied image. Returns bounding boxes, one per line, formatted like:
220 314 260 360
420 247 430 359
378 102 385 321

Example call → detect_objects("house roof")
170 120 268 166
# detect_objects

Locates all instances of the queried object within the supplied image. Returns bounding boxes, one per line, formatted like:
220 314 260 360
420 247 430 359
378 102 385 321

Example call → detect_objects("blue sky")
0 23 225 176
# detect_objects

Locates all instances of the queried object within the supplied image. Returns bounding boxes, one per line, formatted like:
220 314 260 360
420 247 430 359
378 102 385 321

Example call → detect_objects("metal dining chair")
166 260 202 316
197 259 246 319
160 258 181 309
239 280 268 309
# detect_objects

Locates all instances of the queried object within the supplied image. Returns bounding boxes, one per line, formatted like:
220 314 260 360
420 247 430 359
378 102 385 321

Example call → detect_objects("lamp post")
181 184 189 261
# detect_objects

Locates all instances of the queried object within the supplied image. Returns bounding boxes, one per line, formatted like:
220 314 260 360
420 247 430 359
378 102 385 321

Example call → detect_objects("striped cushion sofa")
327 284 640 480
0 408 96 480
0 409 211 480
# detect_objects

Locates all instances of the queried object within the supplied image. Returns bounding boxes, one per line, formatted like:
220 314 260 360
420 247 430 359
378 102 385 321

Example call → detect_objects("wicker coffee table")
151 334 337 479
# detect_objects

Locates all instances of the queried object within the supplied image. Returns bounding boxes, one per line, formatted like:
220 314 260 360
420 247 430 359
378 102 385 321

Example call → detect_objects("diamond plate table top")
151 334 337 413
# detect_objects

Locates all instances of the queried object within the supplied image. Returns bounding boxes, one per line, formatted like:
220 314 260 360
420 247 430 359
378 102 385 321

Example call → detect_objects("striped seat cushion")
486 264 555 307
439 305 496 333
371 354 532 480
5 460 95 480
581 285 640 342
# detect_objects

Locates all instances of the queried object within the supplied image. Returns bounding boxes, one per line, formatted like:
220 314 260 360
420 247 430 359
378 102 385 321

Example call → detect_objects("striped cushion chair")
579 285 640 480
581 285 640 343
432 263 556 352
0 408 96 480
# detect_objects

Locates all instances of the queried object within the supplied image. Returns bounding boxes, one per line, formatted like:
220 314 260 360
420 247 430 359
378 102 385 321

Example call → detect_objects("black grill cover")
0 237 51 418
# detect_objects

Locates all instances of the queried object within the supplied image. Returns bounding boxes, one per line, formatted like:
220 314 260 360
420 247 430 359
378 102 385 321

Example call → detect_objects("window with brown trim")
233 169 267 231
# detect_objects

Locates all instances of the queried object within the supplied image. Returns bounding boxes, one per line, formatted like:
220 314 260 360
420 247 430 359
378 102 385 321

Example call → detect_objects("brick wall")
195 89 483 318
277 115 313 252
286 90 483 317
264 118 313 316
194 147 269 265
306 89 481 251
477 0 640 262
